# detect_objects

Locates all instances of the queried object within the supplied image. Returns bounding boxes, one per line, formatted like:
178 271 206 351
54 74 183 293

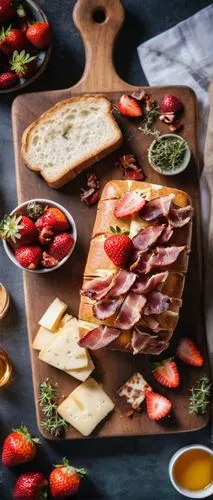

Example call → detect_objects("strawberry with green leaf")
10 50 37 79
0 25 28 57
50 457 86 498
2 425 40 467
104 226 133 267
0 214 38 244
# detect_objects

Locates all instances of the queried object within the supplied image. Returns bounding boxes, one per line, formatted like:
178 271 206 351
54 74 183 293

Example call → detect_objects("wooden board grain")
11 0 210 439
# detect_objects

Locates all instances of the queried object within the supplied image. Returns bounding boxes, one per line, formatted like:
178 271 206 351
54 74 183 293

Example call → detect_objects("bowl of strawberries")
1 199 77 272
0 0 52 92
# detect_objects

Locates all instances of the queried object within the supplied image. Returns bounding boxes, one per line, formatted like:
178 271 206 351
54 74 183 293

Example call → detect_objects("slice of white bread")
21 95 122 189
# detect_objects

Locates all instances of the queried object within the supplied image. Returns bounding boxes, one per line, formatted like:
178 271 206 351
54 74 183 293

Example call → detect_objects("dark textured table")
0 1 212 498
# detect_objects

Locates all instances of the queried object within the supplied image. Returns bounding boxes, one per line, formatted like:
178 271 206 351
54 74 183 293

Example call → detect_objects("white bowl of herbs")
148 134 191 176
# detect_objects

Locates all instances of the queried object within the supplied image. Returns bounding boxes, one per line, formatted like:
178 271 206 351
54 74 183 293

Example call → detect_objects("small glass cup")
0 349 13 388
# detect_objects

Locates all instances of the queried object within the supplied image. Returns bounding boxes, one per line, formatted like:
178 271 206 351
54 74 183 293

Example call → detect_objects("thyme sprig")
149 136 187 171
38 379 68 437
189 375 211 415
139 104 161 139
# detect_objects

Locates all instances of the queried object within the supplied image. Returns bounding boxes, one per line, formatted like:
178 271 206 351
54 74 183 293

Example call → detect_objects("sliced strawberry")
146 391 172 421
161 94 183 114
114 191 146 219
176 337 204 367
118 94 143 117
152 358 179 388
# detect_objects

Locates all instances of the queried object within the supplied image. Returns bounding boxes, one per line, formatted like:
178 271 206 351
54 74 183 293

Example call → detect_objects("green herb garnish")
149 136 187 171
189 375 211 415
139 104 161 139
38 379 68 437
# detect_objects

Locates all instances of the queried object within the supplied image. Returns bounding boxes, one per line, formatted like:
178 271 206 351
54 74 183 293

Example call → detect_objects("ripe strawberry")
104 232 133 267
0 70 19 89
176 337 204 367
161 94 183 114
0 214 38 244
2 425 40 467
114 191 146 218
0 0 16 23
49 457 86 498
36 207 69 233
48 233 74 262
13 472 48 499
152 358 180 388
10 50 37 78
0 26 28 58
118 94 143 117
26 21 52 49
146 391 172 421
15 244 42 270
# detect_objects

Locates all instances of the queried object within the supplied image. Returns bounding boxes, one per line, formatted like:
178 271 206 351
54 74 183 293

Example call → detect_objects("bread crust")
21 95 123 189
79 180 192 352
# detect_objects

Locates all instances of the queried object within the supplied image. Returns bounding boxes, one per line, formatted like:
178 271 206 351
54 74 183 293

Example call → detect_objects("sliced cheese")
59 313 73 329
39 318 88 370
39 298 68 332
57 378 114 436
33 326 55 351
118 372 150 410
66 352 95 382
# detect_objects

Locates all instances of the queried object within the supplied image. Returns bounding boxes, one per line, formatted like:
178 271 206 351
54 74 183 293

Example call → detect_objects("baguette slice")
21 95 122 188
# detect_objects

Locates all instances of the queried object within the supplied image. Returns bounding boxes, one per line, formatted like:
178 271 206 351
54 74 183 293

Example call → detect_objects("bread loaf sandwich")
21 95 122 189
78 180 193 355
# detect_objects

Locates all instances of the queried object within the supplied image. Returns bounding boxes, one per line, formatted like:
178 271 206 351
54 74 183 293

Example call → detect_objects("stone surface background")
0 0 212 498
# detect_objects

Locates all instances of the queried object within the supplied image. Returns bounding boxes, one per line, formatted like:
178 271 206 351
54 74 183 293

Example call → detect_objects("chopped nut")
169 120 182 132
42 252 58 268
38 225 54 245
131 88 146 101
87 173 100 190
159 113 175 124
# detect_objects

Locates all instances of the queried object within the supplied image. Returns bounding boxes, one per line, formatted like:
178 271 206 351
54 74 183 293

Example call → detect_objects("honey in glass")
0 349 12 388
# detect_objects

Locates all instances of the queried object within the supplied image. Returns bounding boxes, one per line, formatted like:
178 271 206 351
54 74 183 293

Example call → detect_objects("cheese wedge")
66 352 94 382
39 298 68 332
32 326 55 351
59 314 73 329
39 318 88 370
57 378 114 436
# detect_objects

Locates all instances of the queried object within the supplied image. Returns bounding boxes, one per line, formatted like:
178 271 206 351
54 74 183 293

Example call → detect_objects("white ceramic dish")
148 133 191 176
3 199 77 274
169 445 213 498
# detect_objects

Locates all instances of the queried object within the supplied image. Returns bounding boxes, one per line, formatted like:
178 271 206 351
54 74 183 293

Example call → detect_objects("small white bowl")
169 445 213 498
2 199 77 274
148 133 191 176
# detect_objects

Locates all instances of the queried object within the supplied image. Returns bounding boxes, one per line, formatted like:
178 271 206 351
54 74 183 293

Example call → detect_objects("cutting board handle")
72 0 134 92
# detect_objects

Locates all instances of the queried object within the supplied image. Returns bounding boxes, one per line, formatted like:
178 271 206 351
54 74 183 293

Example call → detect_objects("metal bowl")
0 0 52 94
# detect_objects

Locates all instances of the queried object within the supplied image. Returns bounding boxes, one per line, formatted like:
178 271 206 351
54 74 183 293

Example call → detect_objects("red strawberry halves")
152 358 180 388
49 457 86 498
48 233 74 262
114 191 147 218
2 425 40 467
13 472 48 499
176 337 204 367
118 94 143 117
15 245 42 270
146 391 172 421
161 94 183 114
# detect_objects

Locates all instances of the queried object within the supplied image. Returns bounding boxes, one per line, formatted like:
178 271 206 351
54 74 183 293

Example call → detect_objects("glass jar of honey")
0 349 13 388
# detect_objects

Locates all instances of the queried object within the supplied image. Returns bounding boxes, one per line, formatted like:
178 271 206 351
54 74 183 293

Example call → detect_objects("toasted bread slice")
21 95 122 189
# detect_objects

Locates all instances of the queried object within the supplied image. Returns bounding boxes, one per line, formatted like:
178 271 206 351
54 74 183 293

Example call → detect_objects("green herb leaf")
189 375 211 415
149 136 187 171
38 379 68 437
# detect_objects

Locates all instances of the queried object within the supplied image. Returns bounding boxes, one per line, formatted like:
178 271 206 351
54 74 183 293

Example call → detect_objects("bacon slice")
114 191 147 218
78 325 121 350
159 224 174 244
132 271 168 295
81 269 137 301
118 372 150 410
132 328 170 355
93 297 124 320
139 315 160 332
168 205 193 228
115 292 146 330
132 224 166 252
140 194 175 221
144 291 171 315
132 246 186 274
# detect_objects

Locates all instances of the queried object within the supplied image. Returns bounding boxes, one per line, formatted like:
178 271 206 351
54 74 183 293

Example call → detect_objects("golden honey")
174 448 213 491
0 349 13 388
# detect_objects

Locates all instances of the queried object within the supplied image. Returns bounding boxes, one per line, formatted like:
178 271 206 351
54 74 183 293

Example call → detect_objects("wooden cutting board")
12 0 210 439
